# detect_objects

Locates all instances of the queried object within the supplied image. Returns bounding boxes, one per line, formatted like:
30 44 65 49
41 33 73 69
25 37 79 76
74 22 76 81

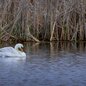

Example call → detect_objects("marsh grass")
0 0 86 42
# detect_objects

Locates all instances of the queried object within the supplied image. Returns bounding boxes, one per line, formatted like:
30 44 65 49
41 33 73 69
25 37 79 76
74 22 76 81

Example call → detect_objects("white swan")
0 43 26 57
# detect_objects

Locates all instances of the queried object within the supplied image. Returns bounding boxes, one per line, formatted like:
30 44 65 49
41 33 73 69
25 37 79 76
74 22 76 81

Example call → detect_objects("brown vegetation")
0 0 86 42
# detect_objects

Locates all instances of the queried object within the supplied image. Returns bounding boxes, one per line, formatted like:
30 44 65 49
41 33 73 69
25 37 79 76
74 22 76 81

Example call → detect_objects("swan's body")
0 43 26 57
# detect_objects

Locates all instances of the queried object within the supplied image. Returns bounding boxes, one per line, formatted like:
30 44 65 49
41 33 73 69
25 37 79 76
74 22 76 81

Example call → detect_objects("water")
0 42 86 86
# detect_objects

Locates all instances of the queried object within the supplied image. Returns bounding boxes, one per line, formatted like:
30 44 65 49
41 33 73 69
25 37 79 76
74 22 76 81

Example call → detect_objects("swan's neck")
14 46 26 57
15 47 18 51
17 50 26 57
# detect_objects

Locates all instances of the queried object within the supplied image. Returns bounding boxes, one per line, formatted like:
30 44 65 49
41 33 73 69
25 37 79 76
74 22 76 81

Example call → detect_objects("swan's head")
14 43 26 57
15 43 24 52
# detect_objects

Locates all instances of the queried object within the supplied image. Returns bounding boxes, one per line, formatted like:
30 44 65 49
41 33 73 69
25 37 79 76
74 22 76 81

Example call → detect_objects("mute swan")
0 43 26 57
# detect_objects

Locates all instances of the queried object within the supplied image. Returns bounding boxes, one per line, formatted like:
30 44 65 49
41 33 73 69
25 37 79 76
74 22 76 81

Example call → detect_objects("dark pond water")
0 42 86 86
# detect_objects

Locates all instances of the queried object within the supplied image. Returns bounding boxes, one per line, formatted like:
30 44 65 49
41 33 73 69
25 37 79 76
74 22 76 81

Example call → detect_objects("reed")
0 0 86 42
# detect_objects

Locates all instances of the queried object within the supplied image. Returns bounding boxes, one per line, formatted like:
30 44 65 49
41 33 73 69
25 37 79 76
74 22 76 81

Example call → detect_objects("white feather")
0 43 26 57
